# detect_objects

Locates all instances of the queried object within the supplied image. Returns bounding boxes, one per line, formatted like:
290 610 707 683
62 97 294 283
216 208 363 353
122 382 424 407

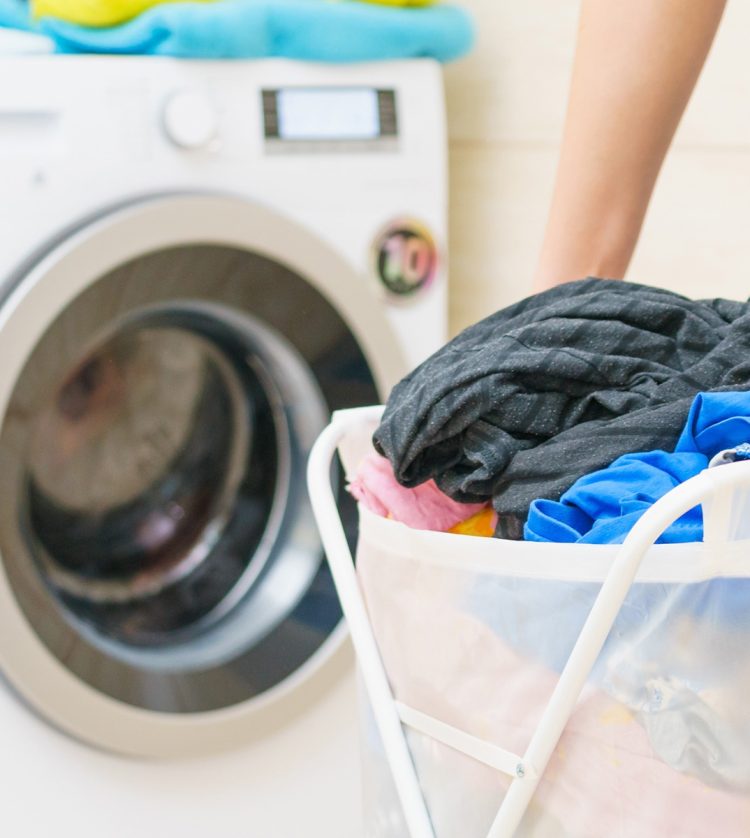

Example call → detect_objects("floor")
445 1 750 333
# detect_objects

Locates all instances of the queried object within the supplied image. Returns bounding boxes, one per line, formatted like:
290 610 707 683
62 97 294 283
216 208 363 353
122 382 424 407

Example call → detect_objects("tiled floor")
446 1 750 333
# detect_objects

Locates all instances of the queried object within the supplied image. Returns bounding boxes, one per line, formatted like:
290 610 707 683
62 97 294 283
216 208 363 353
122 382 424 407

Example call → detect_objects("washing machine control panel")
0 57 447 368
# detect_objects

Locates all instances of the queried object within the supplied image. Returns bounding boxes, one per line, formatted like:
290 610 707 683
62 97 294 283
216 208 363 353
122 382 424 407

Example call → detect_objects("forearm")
532 0 726 291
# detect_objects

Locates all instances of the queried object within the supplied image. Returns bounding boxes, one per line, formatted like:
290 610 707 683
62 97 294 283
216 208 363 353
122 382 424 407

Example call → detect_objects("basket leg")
487 462 750 838
307 408 436 838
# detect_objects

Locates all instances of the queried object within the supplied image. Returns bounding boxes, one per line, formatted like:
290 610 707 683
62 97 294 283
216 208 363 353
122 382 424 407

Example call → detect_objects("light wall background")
444 1 750 334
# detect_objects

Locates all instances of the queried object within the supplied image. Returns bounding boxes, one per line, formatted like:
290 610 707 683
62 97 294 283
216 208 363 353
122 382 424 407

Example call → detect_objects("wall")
445 1 750 333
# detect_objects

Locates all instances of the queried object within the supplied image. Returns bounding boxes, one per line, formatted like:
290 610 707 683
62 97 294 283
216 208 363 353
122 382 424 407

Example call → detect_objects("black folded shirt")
373 279 750 538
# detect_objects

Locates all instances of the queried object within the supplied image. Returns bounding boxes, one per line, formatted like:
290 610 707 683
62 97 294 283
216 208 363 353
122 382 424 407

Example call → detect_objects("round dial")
162 90 218 150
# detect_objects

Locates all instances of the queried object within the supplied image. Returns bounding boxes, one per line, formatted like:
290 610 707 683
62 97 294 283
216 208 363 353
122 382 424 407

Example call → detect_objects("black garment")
373 279 750 538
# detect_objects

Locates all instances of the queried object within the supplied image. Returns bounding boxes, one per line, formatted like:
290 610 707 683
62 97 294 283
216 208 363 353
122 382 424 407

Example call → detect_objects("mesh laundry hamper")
307 406 750 838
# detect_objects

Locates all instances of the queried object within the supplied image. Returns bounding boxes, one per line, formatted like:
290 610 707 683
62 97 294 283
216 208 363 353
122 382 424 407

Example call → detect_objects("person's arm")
532 0 726 291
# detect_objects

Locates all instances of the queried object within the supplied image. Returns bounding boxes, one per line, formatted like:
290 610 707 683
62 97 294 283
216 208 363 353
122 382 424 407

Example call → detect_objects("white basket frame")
307 406 750 838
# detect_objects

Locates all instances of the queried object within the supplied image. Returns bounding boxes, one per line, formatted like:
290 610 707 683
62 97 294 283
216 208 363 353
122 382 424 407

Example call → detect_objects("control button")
162 90 217 150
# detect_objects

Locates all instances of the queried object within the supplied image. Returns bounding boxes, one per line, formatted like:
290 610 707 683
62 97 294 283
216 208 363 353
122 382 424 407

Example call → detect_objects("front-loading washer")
0 56 446 836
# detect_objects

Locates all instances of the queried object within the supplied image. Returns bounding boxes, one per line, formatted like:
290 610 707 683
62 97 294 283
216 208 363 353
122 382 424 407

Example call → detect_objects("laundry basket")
307 406 750 838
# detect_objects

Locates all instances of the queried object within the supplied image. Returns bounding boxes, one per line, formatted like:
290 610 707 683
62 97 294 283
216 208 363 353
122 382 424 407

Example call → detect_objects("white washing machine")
0 56 446 837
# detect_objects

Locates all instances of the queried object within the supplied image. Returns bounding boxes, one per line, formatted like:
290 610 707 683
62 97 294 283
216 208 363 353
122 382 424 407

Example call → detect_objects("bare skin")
532 0 727 292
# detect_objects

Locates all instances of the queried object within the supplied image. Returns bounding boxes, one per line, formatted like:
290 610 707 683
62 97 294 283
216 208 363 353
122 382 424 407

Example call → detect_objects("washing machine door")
0 194 406 756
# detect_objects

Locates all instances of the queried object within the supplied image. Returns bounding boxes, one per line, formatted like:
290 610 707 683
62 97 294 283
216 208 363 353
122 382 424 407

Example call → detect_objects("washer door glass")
0 244 378 712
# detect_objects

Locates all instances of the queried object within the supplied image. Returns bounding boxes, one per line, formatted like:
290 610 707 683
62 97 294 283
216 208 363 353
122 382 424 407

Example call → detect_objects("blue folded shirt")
525 391 750 544
1 0 474 61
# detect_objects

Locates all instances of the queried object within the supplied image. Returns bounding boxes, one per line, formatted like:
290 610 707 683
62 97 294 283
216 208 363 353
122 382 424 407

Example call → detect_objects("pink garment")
348 452 487 531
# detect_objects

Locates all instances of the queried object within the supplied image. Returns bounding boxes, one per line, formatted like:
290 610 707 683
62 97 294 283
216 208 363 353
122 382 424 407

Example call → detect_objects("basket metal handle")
307 406 436 838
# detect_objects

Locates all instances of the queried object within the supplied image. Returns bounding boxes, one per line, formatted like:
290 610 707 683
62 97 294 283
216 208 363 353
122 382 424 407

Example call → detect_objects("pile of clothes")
0 0 473 60
355 278 750 831
353 278 750 544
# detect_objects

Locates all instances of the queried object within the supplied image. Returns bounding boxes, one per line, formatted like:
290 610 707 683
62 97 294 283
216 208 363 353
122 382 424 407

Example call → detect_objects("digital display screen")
262 87 397 143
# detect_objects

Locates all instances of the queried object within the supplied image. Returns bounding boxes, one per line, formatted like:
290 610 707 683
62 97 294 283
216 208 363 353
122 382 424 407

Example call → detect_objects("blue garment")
19 0 474 61
525 391 750 544
0 0 33 29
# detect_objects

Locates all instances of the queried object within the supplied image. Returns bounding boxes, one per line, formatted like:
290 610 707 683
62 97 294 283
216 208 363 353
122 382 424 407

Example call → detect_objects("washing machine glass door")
0 195 405 745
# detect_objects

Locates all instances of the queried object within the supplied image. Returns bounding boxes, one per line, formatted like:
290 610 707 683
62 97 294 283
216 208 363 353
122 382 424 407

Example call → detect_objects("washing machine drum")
0 196 403 743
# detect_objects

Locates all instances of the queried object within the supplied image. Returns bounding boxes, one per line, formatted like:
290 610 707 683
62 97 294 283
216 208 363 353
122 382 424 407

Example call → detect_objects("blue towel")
20 0 473 61
0 0 33 29
525 391 750 544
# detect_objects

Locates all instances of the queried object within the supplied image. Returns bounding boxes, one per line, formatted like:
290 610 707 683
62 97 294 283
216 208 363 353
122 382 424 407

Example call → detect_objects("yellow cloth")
32 0 215 27
448 507 496 538
356 1 436 6
33 0 438 29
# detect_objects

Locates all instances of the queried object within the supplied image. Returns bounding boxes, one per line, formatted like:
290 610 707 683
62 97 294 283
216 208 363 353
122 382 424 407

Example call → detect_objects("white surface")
0 666 363 838
0 56 448 837
0 30 54 55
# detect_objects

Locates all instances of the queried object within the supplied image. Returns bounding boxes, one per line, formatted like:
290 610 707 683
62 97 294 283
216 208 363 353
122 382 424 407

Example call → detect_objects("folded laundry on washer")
20 0 473 60
349 451 494 534
373 278 750 538
0 0 31 28
525 390 750 543
28 0 438 27
357 0 436 6
32 0 214 29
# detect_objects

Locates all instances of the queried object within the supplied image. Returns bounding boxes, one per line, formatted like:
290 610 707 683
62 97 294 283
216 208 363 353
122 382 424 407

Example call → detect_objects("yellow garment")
32 0 215 27
356 1 436 6
448 507 496 538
